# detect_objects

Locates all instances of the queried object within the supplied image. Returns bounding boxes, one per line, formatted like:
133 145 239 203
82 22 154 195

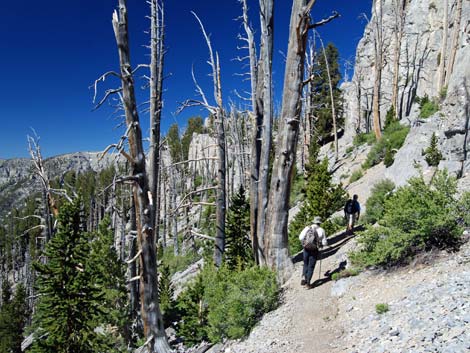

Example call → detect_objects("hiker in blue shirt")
344 194 360 234
299 216 328 289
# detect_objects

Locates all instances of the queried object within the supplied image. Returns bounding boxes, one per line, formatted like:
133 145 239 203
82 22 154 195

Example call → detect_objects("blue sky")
0 0 372 159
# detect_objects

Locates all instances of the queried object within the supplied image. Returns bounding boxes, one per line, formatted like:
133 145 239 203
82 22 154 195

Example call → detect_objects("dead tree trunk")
266 0 311 279
188 13 226 267
445 0 463 87
265 0 338 280
317 32 338 160
239 0 265 264
256 0 274 266
372 0 384 139
391 0 406 120
438 0 449 93
148 0 165 246
112 1 170 351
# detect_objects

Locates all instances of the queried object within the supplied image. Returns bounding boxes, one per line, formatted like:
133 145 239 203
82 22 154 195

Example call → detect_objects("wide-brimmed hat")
313 216 322 224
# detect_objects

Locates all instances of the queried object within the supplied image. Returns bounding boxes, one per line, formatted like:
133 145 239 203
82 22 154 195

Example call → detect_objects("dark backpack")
345 199 355 214
302 226 319 252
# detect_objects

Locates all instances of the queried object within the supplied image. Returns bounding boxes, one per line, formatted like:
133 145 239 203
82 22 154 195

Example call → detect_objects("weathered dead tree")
27 134 58 243
372 0 384 139
179 13 226 267
438 0 449 93
316 31 339 160
111 1 170 351
255 0 275 267
445 0 463 87
148 0 165 247
264 0 338 279
237 0 265 264
391 0 407 120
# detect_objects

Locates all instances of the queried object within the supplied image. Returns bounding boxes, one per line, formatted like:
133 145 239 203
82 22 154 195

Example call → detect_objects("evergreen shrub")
176 265 279 346
375 303 389 314
418 95 439 119
350 171 463 268
363 122 409 169
349 169 363 183
353 132 376 147
363 179 395 224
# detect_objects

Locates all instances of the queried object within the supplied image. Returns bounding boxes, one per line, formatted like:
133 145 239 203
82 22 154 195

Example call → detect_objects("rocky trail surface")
198 231 470 353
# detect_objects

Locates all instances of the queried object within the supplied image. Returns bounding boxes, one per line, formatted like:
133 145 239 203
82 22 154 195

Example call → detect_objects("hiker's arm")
320 229 328 247
299 226 309 241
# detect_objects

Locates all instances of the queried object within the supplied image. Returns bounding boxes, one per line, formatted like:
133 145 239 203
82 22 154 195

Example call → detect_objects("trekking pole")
318 255 322 282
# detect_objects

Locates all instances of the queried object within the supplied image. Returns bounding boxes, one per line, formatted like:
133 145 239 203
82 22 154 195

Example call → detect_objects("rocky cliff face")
338 0 469 190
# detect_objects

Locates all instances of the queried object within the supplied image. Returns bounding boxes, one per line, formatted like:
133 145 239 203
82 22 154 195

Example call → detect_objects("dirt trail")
223 230 354 353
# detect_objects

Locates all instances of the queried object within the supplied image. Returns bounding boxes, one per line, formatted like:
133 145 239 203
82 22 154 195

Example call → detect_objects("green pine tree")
224 185 253 271
424 133 443 167
30 199 111 353
181 116 205 161
288 148 347 254
0 282 29 353
167 124 183 163
87 216 128 347
158 264 178 327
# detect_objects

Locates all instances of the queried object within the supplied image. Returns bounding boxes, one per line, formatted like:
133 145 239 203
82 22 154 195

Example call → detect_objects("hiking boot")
300 279 307 286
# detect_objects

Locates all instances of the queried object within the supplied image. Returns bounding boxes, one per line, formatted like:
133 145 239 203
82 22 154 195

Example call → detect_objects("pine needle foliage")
423 133 443 167
224 185 253 271
288 147 347 254
0 282 29 353
351 170 463 267
31 199 119 353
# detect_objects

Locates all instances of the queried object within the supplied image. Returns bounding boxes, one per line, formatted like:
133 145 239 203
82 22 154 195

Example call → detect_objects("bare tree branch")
308 11 340 30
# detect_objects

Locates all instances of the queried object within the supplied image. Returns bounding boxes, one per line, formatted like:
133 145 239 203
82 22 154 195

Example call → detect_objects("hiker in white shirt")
299 216 328 289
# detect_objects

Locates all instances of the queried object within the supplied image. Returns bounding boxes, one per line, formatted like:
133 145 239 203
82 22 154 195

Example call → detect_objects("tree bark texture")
391 0 406 120
372 0 384 139
112 1 170 351
438 0 449 93
265 0 312 281
256 0 274 266
148 0 165 246
240 0 265 265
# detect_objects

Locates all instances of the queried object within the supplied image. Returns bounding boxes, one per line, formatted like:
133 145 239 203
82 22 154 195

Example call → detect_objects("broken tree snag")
186 12 227 268
111 1 170 351
148 0 165 247
372 0 384 139
238 0 263 265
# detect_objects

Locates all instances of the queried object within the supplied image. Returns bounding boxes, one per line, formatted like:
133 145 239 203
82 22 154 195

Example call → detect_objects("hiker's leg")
306 251 317 284
348 214 354 232
302 249 309 280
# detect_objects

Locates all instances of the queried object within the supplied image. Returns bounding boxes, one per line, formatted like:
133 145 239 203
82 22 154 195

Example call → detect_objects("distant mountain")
0 152 117 219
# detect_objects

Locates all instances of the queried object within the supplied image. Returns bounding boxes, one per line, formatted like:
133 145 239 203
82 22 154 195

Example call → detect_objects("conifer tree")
288 146 347 253
30 199 112 353
158 264 177 326
88 216 128 345
224 185 253 270
424 133 443 167
0 282 29 353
